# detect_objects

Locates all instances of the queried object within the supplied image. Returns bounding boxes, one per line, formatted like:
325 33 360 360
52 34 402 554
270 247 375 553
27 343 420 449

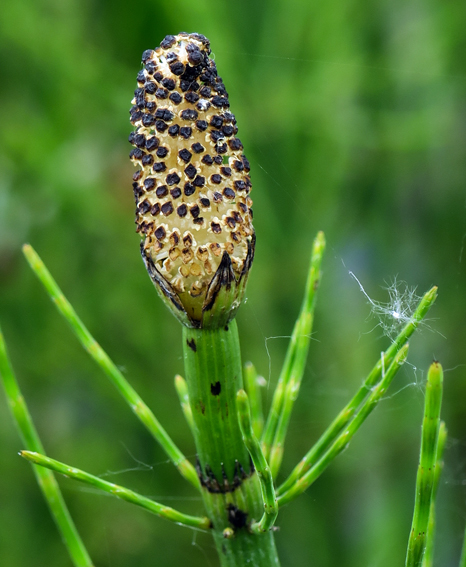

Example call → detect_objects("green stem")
0 324 93 567
23 244 199 490
20 451 210 530
278 344 409 506
182 320 280 566
405 361 444 567
278 285 437 496
262 231 325 477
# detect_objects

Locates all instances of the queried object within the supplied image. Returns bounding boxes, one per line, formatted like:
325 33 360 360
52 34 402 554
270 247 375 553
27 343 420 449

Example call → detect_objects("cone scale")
129 32 255 329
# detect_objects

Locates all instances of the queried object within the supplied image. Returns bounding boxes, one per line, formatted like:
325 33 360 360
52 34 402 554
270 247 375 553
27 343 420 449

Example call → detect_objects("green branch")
174 374 195 432
237 390 278 533
405 361 444 567
460 519 466 567
22 244 199 491
20 451 211 531
243 362 265 440
422 420 447 567
278 286 437 497
0 324 93 567
277 344 409 506
262 231 325 477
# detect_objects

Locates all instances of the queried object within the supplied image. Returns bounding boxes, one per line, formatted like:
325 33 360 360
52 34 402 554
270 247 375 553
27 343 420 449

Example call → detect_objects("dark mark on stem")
227 504 248 529
211 381 221 395
187 338 197 352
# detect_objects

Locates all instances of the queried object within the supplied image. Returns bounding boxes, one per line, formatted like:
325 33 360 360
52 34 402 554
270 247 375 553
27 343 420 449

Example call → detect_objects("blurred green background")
1 0 465 565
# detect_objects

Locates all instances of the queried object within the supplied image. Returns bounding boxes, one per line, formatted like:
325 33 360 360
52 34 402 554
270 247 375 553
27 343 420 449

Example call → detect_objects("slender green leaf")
243 361 265 439
20 451 211 530
278 286 438 496
278 344 409 506
406 361 444 567
422 421 447 567
237 389 278 533
262 231 325 476
23 244 199 490
460 520 466 567
174 374 195 432
0 324 93 567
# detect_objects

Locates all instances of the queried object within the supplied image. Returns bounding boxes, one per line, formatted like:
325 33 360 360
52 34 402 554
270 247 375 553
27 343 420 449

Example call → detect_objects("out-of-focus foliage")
0 0 465 565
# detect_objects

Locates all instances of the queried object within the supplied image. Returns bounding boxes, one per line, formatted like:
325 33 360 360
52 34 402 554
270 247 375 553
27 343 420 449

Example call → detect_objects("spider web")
348 272 426 342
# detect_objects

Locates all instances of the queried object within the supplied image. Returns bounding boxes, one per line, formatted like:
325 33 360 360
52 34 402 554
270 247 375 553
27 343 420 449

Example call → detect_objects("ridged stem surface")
405 361 443 567
422 421 447 567
182 321 280 567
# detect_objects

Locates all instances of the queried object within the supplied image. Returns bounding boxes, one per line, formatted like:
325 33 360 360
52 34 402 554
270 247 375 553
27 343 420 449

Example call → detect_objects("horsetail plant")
1 31 462 567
